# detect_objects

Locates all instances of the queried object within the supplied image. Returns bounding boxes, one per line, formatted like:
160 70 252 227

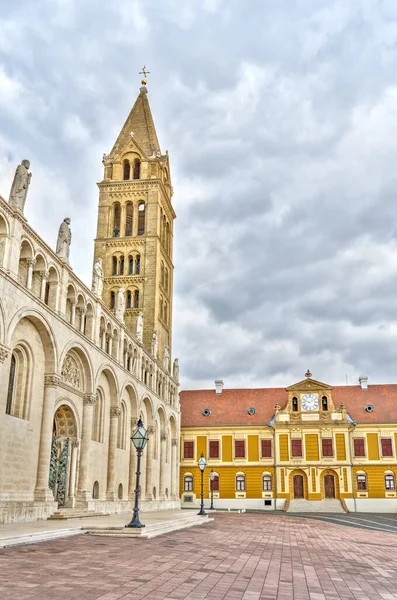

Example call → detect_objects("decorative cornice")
104 239 146 248
104 276 146 285
44 374 61 388
130 418 139 428
83 393 96 405
147 426 155 435
172 439 178 446
110 406 121 418
161 432 167 441
0 344 10 363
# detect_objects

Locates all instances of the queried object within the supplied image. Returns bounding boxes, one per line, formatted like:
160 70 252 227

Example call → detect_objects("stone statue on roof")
92 258 103 298
9 160 31 214
56 218 72 263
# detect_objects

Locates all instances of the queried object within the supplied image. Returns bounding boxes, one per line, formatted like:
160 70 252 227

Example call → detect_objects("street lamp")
125 418 148 528
197 452 207 516
209 470 215 510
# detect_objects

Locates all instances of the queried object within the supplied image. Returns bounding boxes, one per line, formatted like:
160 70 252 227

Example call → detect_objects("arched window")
263 475 272 491
44 282 50 305
119 257 124 276
135 254 140 275
92 481 99 499
138 203 145 236
123 160 130 180
385 474 395 490
322 396 328 411
113 203 121 237
184 475 193 492
161 262 165 287
6 354 16 415
211 475 220 492
127 291 132 309
6 347 30 420
292 397 298 412
110 291 115 309
128 256 133 275
118 483 123 499
164 302 167 324
125 202 133 236
134 290 139 309
92 389 104 442
133 159 140 180
112 256 118 276
236 475 246 491
166 222 170 253
357 473 367 491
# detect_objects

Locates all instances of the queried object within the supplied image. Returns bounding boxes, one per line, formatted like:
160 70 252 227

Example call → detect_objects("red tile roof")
180 384 397 427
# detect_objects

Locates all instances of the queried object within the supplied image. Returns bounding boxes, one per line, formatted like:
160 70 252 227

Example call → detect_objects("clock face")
301 393 319 411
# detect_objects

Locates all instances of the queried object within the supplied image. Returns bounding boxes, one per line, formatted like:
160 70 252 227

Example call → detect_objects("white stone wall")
0 197 180 523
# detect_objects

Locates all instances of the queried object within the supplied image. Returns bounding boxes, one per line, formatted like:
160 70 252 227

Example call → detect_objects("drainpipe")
269 425 277 512
348 423 357 513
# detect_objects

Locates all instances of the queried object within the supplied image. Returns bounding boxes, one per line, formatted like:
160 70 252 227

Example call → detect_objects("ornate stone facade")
0 84 180 524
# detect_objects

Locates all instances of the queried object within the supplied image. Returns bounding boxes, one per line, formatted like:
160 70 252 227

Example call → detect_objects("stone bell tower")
94 72 175 361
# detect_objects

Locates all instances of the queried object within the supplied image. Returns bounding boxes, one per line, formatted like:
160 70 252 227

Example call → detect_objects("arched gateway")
49 404 79 507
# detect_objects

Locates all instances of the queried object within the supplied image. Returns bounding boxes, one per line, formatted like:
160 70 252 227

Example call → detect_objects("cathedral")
0 78 180 523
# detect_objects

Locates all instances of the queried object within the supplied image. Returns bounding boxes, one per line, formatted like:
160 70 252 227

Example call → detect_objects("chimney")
358 376 368 390
214 379 224 395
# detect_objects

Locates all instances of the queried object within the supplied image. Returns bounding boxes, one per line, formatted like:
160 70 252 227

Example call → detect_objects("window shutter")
322 438 333 457
235 440 245 458
184 441 194 459
209 440 219 459
291 439 302 457
381 438 393 457
261 439 272 457
354 439 365 457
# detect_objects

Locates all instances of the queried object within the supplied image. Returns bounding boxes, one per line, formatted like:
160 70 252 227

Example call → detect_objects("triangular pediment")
285 378 333 392
113 136 151 162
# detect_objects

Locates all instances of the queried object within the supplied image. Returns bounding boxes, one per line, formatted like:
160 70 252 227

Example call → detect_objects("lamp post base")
125 518 145 529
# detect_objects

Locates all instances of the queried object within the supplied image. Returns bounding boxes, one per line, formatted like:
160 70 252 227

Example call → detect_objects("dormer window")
292 397 298 412
322 396 328 411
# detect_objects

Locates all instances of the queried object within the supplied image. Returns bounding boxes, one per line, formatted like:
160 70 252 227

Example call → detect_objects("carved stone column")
128 418 138 500
106 406 121 500
70 300 76 326
26 258 35 290
40 270 49 301
66 440 79 507
171 439 178 499
145 425 154 500
160 432 167 499
34 374 60 502
79 309 86 333
77 393 96 502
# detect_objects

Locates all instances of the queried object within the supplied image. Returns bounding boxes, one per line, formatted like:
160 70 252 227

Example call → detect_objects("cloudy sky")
2 0 397 390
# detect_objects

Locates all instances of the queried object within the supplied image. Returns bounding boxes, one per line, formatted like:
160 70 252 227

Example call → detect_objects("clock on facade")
300 393 319 411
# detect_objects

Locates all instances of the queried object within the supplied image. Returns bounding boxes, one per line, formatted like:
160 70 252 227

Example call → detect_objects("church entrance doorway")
293 474 304 499
324 474 335 499
49 405 78 507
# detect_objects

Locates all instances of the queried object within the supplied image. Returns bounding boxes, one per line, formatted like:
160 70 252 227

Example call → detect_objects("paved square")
1 513 397 600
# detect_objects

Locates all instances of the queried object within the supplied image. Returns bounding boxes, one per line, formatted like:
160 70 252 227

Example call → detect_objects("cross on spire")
139 65 150 86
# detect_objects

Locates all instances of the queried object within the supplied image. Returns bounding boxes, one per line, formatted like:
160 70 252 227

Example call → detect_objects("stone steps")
48 509 109 520
287 499 346 513
83 514 213 539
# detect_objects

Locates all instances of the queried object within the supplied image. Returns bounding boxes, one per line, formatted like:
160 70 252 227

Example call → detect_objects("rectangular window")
322 438 333 457
291 439 303 457
357 474 367 491
183 441 194 459
263 476 272 491
381 438 393 457
385 474 395 490
184 477 193 492
209 440 219 459
261 439 272 458
353 438 365 457
235 440 245 458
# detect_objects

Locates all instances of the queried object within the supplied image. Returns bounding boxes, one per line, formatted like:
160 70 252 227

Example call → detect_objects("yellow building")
180 374 397 512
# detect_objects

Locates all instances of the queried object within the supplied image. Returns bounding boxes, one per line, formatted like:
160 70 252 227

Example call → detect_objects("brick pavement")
1 513 397 600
